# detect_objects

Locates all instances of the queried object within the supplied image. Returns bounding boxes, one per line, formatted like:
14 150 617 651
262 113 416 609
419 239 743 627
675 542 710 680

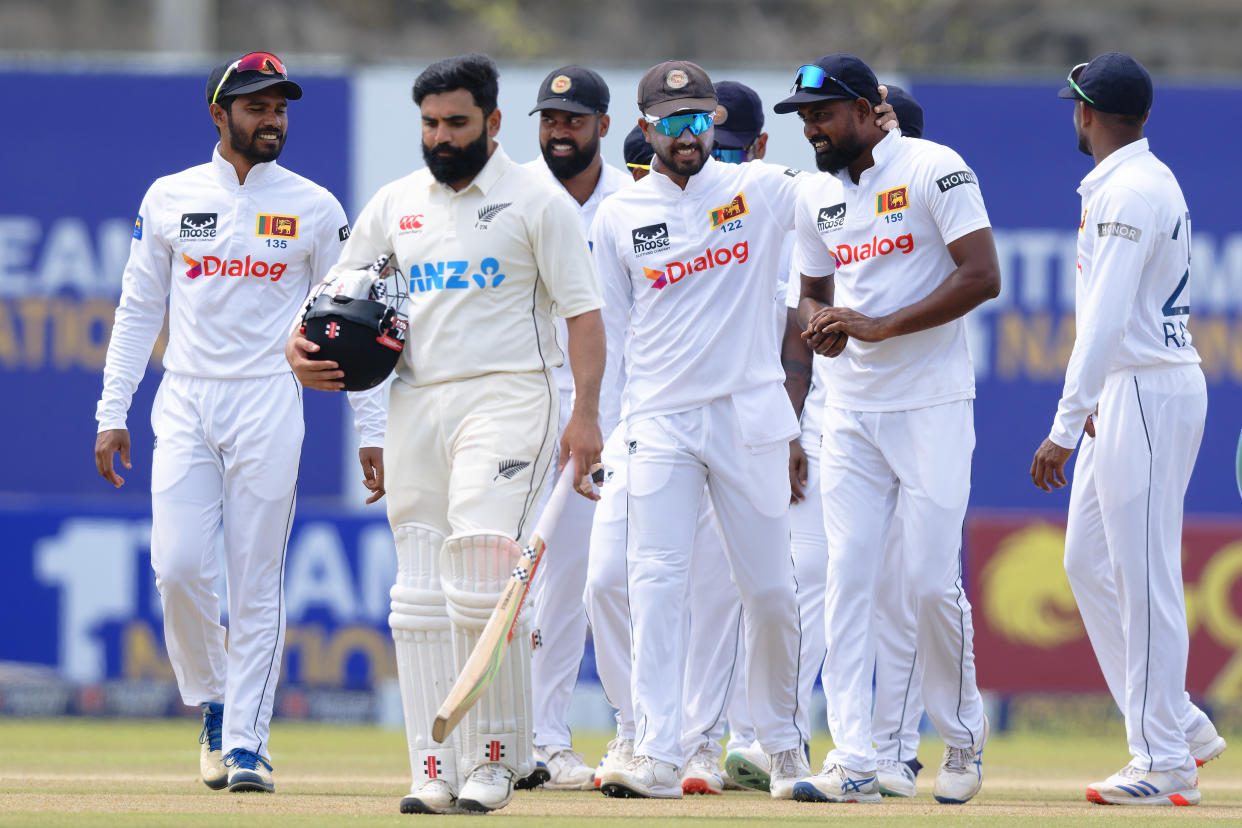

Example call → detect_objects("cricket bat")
431 461 603 743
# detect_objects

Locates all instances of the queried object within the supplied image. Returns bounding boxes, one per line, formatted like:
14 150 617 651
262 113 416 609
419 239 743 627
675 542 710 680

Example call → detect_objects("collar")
648 154 722 196
1079 137 1149 192
833 129 901 187
211 143 279 189
430 142 511 196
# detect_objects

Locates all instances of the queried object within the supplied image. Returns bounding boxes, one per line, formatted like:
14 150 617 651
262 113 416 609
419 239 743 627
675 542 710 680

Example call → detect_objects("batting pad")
389 523 459 790
441 532 534 778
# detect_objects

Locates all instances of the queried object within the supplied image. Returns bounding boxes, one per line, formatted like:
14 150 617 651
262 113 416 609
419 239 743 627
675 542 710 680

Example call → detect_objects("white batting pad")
389 523 459 790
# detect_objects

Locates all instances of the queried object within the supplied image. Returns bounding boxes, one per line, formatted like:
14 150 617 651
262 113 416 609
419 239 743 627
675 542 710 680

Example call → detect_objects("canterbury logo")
494 459 530 481
475 202 512 229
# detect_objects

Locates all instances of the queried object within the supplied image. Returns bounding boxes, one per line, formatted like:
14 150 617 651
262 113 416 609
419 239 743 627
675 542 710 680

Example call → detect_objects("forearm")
565 309 605 420
797 272 834 330
781 309 812 417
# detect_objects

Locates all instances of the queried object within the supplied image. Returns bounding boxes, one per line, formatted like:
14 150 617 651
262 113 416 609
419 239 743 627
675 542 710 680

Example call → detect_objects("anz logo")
412 257 507 292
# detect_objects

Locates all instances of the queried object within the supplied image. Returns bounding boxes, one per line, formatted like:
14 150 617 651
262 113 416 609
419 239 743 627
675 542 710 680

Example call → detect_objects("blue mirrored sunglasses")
712 147 747 163
644 111 714 138
792 64 865 101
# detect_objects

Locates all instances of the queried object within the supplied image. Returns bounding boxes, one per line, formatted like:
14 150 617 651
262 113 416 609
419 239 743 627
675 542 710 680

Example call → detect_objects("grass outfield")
0 719 1239 825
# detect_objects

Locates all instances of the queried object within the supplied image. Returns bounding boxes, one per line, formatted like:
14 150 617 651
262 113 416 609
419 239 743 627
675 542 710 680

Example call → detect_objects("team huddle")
94 47 1224 813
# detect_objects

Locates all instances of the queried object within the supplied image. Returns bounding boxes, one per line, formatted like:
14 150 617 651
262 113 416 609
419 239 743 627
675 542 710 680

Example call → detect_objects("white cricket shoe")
681 742 723 795
768 746 812 800
933 716 988 804
1188 719 1227 767
599 755 682 798
198 702 226 791
593 737 634 789
877 758 917 798
458 762 517 812
400 778 457 814
1086 763 1200 806
792 762 882 803
224 748 274 793
723 740 770 792
543 747 596 790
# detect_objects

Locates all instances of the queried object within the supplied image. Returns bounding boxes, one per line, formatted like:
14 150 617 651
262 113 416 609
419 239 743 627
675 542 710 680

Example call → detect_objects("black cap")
884 84 924 139
206 52 302 105
529 65 610 115
623 124 653 167
638 60 717 118
713 81 764 148
774 53 881 114
1057 52 1153 116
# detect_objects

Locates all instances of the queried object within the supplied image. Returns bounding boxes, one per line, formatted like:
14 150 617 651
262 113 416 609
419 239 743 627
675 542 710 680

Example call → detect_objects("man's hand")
286 330 344 391
359 446 385 504
1030 438 1075 492
789 438 808 504
95 428 131 488
874 84 898 131
559 411 604 501
803 306 887 354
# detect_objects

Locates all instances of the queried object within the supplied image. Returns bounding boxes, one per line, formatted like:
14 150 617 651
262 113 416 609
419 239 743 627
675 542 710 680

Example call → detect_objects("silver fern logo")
475 202 512 229
494 459 530 481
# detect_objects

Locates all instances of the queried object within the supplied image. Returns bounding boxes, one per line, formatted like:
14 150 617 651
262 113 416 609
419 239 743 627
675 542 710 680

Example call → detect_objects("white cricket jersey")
97 146 386 446
794 131 991 412
523 157 630 399
1049 138 1200 449
331 145 602 388
591 156 804 436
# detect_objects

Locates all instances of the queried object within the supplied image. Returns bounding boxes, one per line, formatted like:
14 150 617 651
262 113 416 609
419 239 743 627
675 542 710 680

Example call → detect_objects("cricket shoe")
1188 719 1227 767
224 748 274 793
933 715 988 804
792 763 881 803
681 742 723 795
769 747 812 800
541 747 596 790
724 740 770 792
400 779 457 814
599 755 682 798
1086 763 1200 806
198 702 226 790
877 758 917 798
593 737 634 789
458 762 517 812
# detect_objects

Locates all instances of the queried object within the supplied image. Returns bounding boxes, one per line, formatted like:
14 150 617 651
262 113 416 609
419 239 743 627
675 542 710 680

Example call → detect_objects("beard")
814 132 866 174
423 127 491 185
542 134 598 180
226 114 284 165
654 140 707 178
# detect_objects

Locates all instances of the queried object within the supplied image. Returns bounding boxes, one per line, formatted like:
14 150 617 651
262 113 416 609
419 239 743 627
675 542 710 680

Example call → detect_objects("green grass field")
1 718 1239 825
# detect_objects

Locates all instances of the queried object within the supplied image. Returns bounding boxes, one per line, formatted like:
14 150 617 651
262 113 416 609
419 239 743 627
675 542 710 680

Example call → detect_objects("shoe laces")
1117 763 1146 780
472 763 514 785
224 748 271 772
199 703 223 752
941 744 976 773
548 749 587 768
878 757 912 778
607 737 634 754
770 748 803 778
686 742 717 771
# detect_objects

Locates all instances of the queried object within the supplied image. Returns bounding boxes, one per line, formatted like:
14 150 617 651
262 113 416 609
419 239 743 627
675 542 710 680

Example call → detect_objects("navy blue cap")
883 84 924 138
622 124 653 167
712 81 764 148
530 65 610 115
774 53 881 114
1058 52 1153 116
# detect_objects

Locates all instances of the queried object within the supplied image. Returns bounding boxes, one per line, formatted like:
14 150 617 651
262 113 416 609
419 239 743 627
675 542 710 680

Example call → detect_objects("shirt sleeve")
346 384 388 448
590 204 633 430
96 185 173 432
1049 186 1155 448
792 180 837 279
529 188 604 319
922 147 991 245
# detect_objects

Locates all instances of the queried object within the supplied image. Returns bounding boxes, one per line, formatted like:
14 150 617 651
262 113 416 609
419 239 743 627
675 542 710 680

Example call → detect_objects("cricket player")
782 53 999 805
1031 52 1225 806
94 52 386 794
287 53 604 815
622 124 654 179
590 60 811 800
519 64 629 792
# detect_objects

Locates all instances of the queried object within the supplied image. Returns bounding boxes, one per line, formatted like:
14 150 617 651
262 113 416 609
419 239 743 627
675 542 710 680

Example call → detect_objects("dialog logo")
831 234 914 266
644 241 751 290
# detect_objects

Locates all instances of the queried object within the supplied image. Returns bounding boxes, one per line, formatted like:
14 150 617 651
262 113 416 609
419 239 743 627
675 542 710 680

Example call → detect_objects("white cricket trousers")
530 388 596 752
149 371 303 758
626 395 803 767
1063 363 1207 772
820 400 984 771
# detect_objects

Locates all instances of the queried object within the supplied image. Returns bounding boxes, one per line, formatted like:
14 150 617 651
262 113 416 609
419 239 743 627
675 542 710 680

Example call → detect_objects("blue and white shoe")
224 748 274 793
792 763 882 803
933 715 988 804
198 702 226 790
1087 763 1200 806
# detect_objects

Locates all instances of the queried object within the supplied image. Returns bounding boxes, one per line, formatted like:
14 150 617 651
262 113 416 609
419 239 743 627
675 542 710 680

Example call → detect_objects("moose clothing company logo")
180 213 217 239
255 214 299 239
817 203 846 233
632 223 671 256
642 241 751 290
708 193 749 229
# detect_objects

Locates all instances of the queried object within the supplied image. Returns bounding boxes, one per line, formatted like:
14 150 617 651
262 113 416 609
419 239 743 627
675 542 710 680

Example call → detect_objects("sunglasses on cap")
791 64 866 102
626 162 652 170
711 141 756 164
1067 62 1094 105
643 111 715 138
211 51 289 105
